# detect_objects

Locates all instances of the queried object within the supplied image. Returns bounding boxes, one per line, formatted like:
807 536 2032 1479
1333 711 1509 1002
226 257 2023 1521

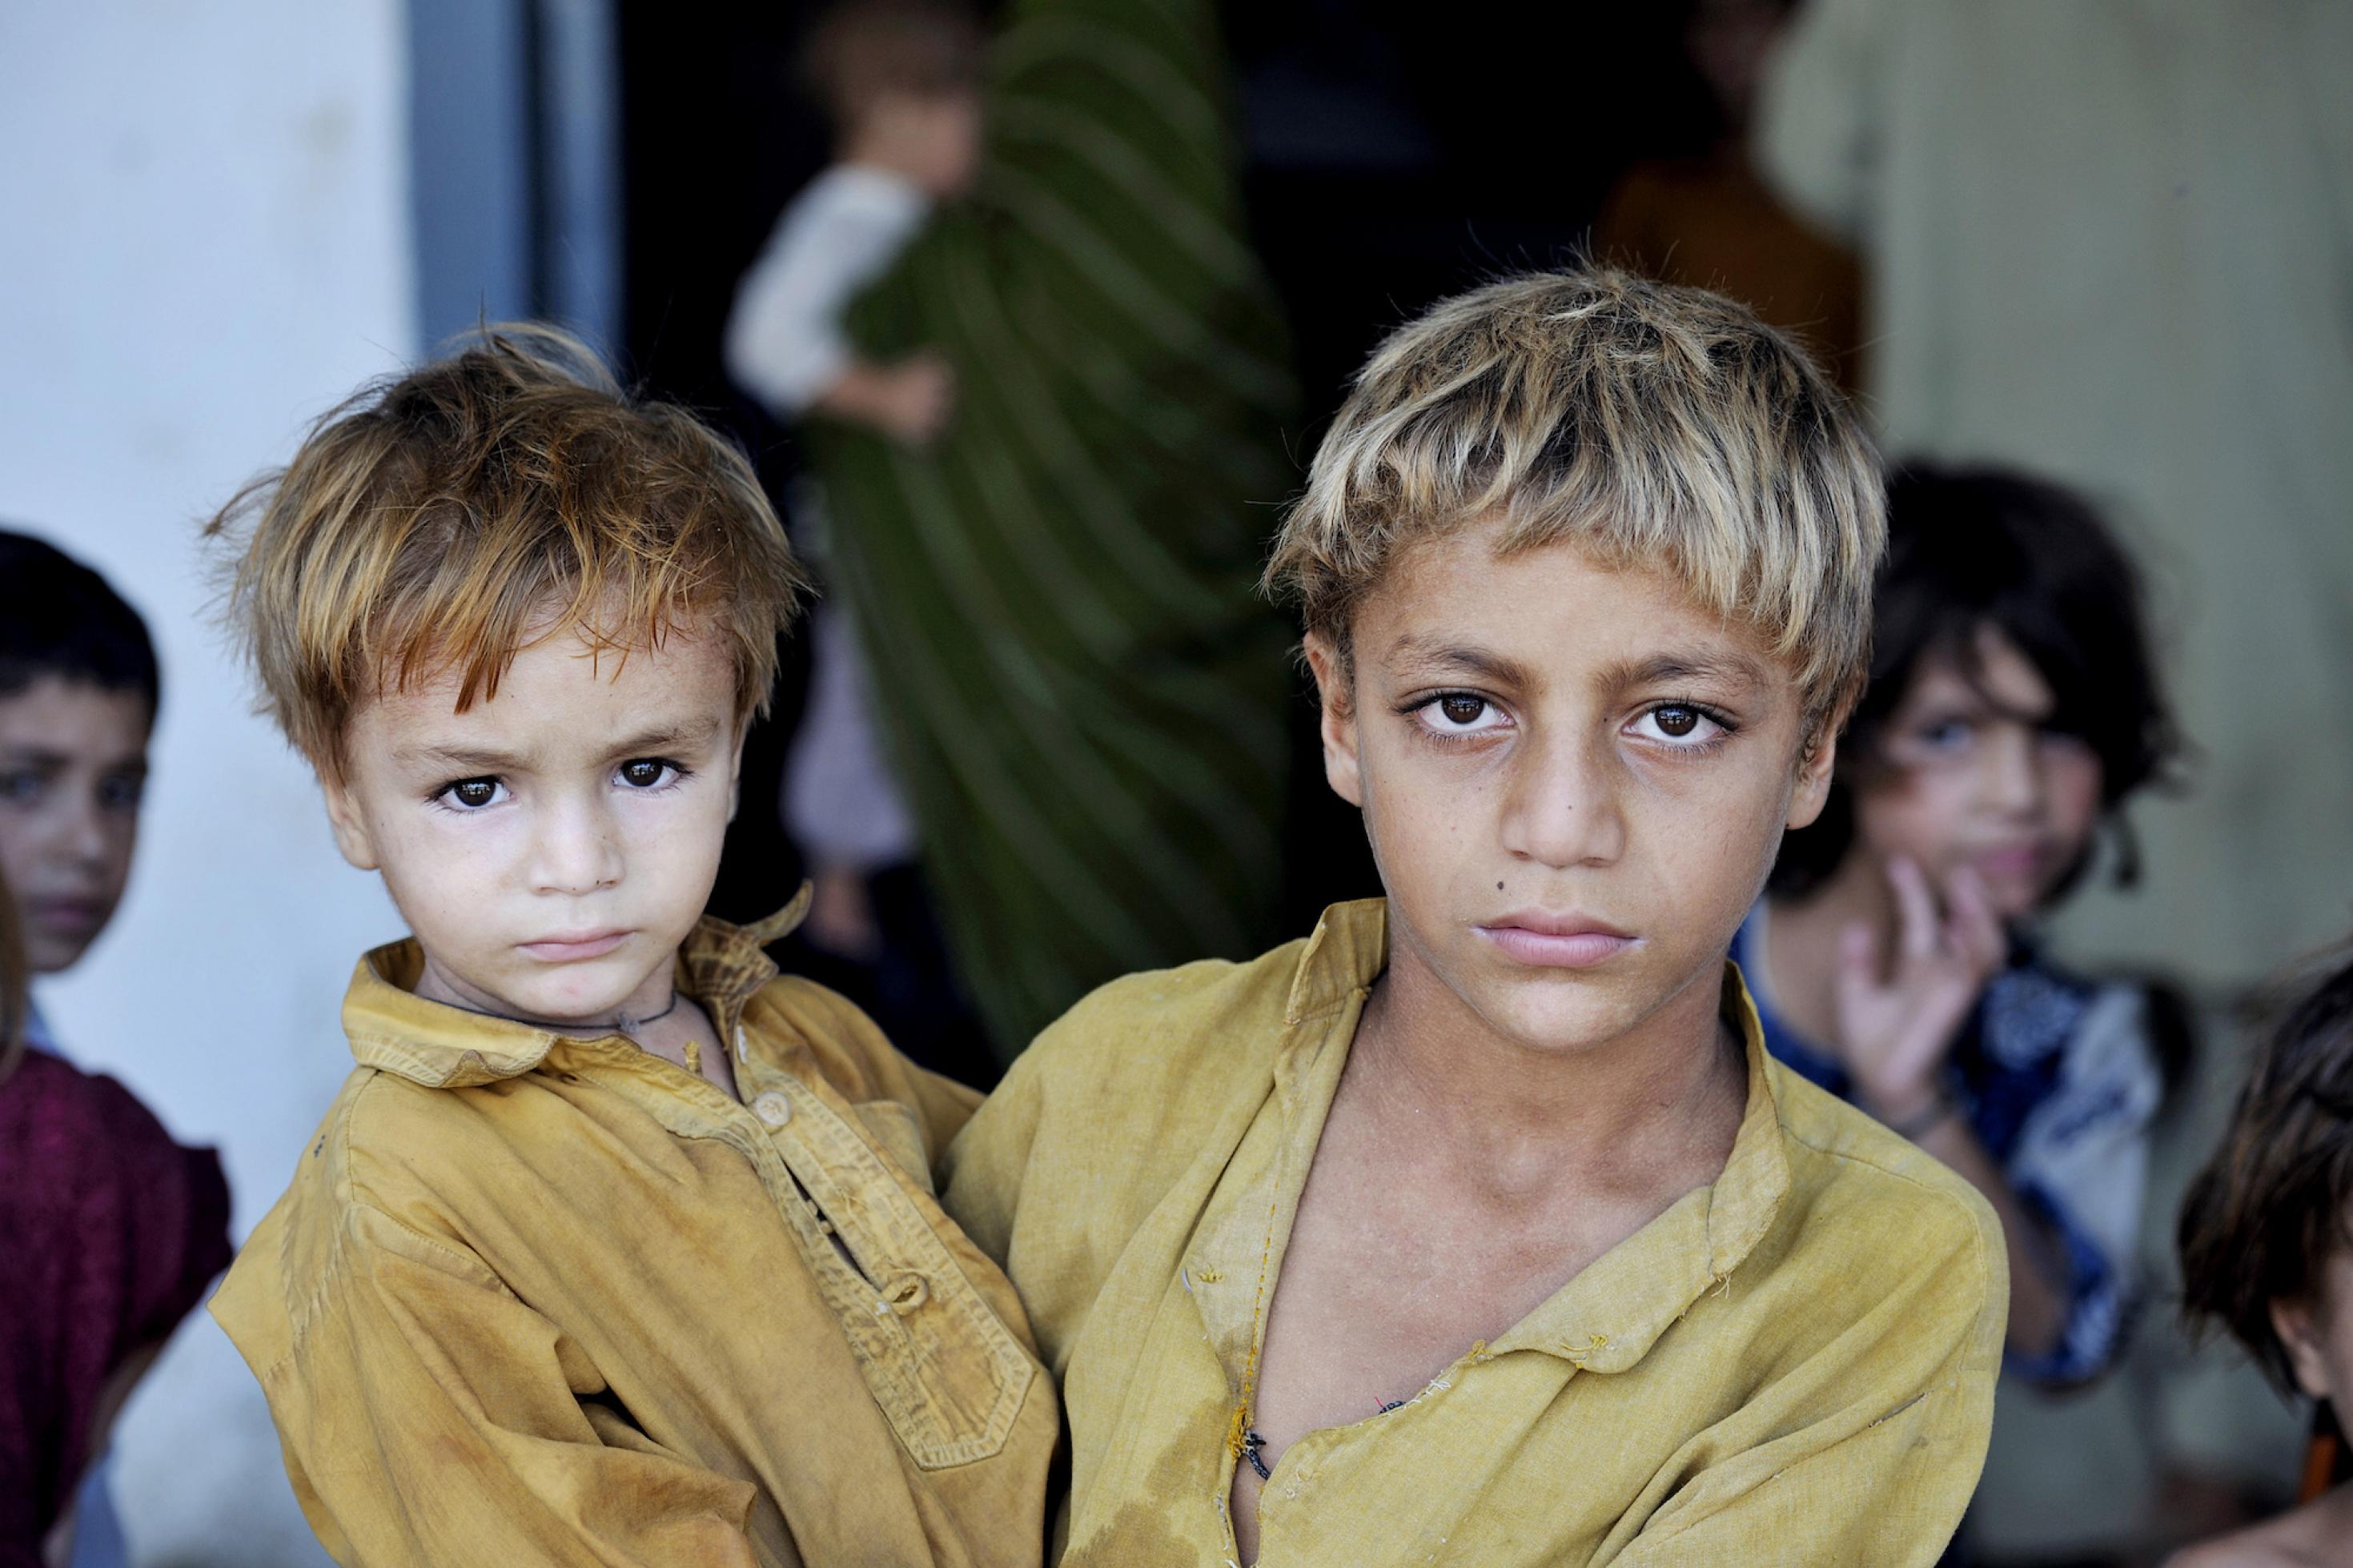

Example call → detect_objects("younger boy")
944 271 2007 1564
205 331 1054 1566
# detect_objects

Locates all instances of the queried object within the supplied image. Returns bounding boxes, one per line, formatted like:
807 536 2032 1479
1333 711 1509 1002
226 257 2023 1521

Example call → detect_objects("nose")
1498 728 1625 870
39 776 121 876
528 789 624 896
1979 724 2045 817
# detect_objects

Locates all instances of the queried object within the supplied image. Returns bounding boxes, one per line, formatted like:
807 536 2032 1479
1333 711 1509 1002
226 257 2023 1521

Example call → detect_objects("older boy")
943 271 2007 1565
205 331 1054 1567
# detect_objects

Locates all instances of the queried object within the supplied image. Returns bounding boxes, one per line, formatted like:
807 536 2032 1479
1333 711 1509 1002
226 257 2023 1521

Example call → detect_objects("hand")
804 864 882 961
1830 856 2005 1124
873 353 955 446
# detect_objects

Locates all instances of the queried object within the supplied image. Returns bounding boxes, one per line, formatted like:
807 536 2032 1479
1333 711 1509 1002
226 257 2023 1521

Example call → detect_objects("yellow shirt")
212 892 1057 1568
942 900 2008 1566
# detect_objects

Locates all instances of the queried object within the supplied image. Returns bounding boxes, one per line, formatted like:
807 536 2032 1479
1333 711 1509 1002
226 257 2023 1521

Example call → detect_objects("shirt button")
753 1090 793 1127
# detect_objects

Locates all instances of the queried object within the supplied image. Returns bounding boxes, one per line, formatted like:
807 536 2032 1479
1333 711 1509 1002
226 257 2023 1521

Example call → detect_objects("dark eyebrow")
0 748 147 774
396 744 528 775
1384 636 1536 688
1598 653 1773 693
602 720 719 760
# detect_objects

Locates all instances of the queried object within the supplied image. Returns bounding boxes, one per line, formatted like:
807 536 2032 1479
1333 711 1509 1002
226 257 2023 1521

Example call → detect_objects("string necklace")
434 990 681 1034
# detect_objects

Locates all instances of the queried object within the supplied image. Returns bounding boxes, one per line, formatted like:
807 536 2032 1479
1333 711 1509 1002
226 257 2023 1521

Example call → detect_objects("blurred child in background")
2173 947 2353 1563
1736 467 2182 1383
0 531 231 1568
1595 0 1863 394
725 0 982 964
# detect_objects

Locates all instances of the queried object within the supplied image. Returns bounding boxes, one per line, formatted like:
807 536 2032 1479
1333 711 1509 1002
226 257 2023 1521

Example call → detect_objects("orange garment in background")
1596 147 1865 396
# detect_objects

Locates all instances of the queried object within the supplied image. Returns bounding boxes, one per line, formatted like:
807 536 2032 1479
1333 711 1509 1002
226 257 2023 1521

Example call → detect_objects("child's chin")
1475 985 1643 1058
492 963 646 1026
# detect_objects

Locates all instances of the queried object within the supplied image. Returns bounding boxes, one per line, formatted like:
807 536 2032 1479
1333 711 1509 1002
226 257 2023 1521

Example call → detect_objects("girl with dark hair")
1735 463 2185 1385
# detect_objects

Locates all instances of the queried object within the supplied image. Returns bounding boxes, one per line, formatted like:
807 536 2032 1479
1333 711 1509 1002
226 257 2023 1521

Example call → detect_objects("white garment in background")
1757 0 2353 992
725 165 930 416
724 164 930 869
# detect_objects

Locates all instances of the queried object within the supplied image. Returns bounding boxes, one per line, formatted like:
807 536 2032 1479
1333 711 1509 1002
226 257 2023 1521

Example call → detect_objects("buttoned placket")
1181 988 1365 1557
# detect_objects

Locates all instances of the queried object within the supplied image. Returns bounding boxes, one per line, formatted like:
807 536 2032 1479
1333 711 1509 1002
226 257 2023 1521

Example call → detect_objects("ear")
1786 700 1847 832
319 769 381 872
2270 1297 2338 1403
1303 630 1363 809
725 717 751 825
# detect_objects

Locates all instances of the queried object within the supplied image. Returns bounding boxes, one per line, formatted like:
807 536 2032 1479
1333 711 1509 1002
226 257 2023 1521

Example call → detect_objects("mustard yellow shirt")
212 894 1056 1568
942 900 2008 1566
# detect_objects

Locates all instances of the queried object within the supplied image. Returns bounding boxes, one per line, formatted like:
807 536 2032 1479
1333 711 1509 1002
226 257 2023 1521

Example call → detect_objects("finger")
1885 855 1940 963
1945 865 2006 976
1832 921 1880 1017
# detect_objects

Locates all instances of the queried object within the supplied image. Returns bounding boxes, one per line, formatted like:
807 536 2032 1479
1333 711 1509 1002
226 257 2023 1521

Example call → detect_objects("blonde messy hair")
1266 269 1883 724
207 326 807 776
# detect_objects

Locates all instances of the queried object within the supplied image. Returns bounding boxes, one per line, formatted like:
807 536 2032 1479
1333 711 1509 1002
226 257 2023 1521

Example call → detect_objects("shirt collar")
340 884 813 1089
1282 898 1793 1372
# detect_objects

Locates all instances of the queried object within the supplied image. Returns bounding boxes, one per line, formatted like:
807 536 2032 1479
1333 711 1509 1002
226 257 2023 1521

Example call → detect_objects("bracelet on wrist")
1885 1094 1958 1141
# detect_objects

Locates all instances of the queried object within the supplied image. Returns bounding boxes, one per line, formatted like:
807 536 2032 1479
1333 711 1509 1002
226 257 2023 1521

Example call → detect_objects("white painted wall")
0 3 414 1562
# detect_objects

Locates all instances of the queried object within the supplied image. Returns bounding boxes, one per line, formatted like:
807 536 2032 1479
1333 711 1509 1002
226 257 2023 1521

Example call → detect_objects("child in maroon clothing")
0 531 229 1567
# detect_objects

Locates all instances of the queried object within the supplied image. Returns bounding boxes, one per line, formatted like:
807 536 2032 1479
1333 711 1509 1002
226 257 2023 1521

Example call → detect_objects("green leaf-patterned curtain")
809 0 1299 1060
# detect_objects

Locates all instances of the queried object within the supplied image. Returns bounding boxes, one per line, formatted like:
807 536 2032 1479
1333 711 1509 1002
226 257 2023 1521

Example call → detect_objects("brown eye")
620 759 668 788
1653 705 1699 737
452 779 497 808
1439 695 1487 727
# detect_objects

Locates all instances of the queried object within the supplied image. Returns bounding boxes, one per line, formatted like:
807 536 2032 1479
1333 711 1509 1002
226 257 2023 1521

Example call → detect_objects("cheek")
371 813 505 929
100 814 139 882
1852 770 1966 865
2045 753 2104 848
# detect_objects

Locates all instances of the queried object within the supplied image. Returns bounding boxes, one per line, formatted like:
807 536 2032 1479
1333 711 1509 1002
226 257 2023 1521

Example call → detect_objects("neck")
411 954 680 1043
837 134 931 192
1350 937 1746 1203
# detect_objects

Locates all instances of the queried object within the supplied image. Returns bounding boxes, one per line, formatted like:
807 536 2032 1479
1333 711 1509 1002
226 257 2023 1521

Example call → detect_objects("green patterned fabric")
809 0 1298 1060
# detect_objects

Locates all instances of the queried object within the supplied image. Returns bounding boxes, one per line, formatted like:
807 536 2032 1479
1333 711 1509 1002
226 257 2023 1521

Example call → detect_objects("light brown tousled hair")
1264 268 1884 727
2178 945 2353 1396
207 326 807 777
802 0 986 127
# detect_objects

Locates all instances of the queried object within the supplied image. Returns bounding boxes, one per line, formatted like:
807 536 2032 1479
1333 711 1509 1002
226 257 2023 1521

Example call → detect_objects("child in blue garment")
1737 464 2182 1384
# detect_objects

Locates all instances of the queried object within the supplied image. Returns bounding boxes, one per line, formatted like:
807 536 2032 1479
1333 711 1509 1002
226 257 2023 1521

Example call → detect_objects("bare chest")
1245 1146 1607 1455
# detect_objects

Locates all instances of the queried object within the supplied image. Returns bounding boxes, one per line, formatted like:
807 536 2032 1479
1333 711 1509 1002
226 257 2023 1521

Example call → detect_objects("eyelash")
425 757 696 813
1397 692 1739 752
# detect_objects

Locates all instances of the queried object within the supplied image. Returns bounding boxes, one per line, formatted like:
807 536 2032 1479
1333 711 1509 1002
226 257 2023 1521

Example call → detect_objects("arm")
938 1046 1046 1274
258 1203 759 1568
1909 1116 2070 1357
1613 1385 1987 1566
724 178 951 444
1828 857 2073 1361
1614 1190 2006 1566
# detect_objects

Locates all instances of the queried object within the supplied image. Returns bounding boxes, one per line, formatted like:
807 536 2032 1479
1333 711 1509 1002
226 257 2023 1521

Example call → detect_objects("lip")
517 929 632 963
1475 910 1640 969
24 897 109 936
1968 844 2048 880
